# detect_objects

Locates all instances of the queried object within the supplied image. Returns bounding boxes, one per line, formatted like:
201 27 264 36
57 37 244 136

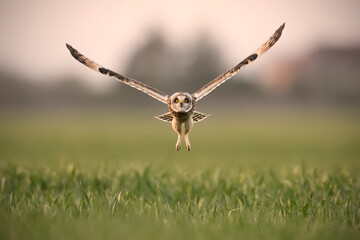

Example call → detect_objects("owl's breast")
167 97 196 122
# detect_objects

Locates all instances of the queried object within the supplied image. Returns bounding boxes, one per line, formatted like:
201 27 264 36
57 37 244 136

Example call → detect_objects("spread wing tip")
66 43 72 50
256 22 285 56
66 43 77 58
280 23 285 30
65 43 100 71
276 23 285 39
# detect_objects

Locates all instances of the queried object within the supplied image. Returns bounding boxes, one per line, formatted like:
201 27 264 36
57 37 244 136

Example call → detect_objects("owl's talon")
176 144 181 151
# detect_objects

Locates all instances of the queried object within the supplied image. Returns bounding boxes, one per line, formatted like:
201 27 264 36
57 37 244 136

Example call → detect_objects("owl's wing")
66 44 169 104
193 23 285 101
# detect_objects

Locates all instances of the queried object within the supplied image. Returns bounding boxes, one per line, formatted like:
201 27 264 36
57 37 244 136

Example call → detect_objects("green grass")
0 109 359 239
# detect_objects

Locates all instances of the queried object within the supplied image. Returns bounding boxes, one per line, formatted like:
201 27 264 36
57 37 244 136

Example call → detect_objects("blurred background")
1 0 359 112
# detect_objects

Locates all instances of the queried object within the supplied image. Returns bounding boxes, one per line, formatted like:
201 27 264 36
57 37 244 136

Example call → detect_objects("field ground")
0 109 359 239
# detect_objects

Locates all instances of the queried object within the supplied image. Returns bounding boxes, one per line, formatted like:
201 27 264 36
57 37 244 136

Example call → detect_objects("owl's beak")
180 102 183 108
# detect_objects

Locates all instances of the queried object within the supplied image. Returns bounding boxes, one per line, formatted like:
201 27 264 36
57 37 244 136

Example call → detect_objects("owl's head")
170 92 193 113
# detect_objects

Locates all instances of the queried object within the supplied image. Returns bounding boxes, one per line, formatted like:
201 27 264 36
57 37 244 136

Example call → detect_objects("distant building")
261 46 360 105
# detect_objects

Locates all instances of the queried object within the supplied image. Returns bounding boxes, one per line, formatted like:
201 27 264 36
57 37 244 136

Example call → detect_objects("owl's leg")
184 118 193 151
172 118 182 151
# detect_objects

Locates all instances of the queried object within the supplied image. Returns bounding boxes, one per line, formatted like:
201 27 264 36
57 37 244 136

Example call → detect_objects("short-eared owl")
66 23 285 151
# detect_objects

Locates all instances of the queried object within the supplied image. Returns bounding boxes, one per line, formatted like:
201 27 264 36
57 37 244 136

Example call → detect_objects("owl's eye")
184 98 189 103
174 98 179 103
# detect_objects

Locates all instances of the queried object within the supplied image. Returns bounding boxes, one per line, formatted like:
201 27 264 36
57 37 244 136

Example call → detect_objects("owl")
66 23 285 151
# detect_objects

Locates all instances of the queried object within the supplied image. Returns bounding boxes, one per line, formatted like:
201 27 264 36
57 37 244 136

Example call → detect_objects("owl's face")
170 92 193 113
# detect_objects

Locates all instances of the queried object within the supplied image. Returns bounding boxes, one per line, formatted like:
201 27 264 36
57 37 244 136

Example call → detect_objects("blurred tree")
0 69 107 110
118 29 229 98
290 46 360 106
181 32 225 93
0 69 40 109
125 30 180 93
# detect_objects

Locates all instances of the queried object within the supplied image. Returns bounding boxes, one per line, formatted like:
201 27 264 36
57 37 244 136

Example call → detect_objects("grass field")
0 109 359 239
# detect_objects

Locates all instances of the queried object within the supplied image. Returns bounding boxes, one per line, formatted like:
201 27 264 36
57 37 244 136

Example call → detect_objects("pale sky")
0 0 359 90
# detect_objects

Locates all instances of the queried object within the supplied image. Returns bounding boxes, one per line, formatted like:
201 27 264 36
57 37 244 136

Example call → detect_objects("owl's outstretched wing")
193 23 285 101
66 44 169 104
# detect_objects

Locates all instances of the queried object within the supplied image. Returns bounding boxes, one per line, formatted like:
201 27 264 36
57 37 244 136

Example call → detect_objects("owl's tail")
155 111 210 123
